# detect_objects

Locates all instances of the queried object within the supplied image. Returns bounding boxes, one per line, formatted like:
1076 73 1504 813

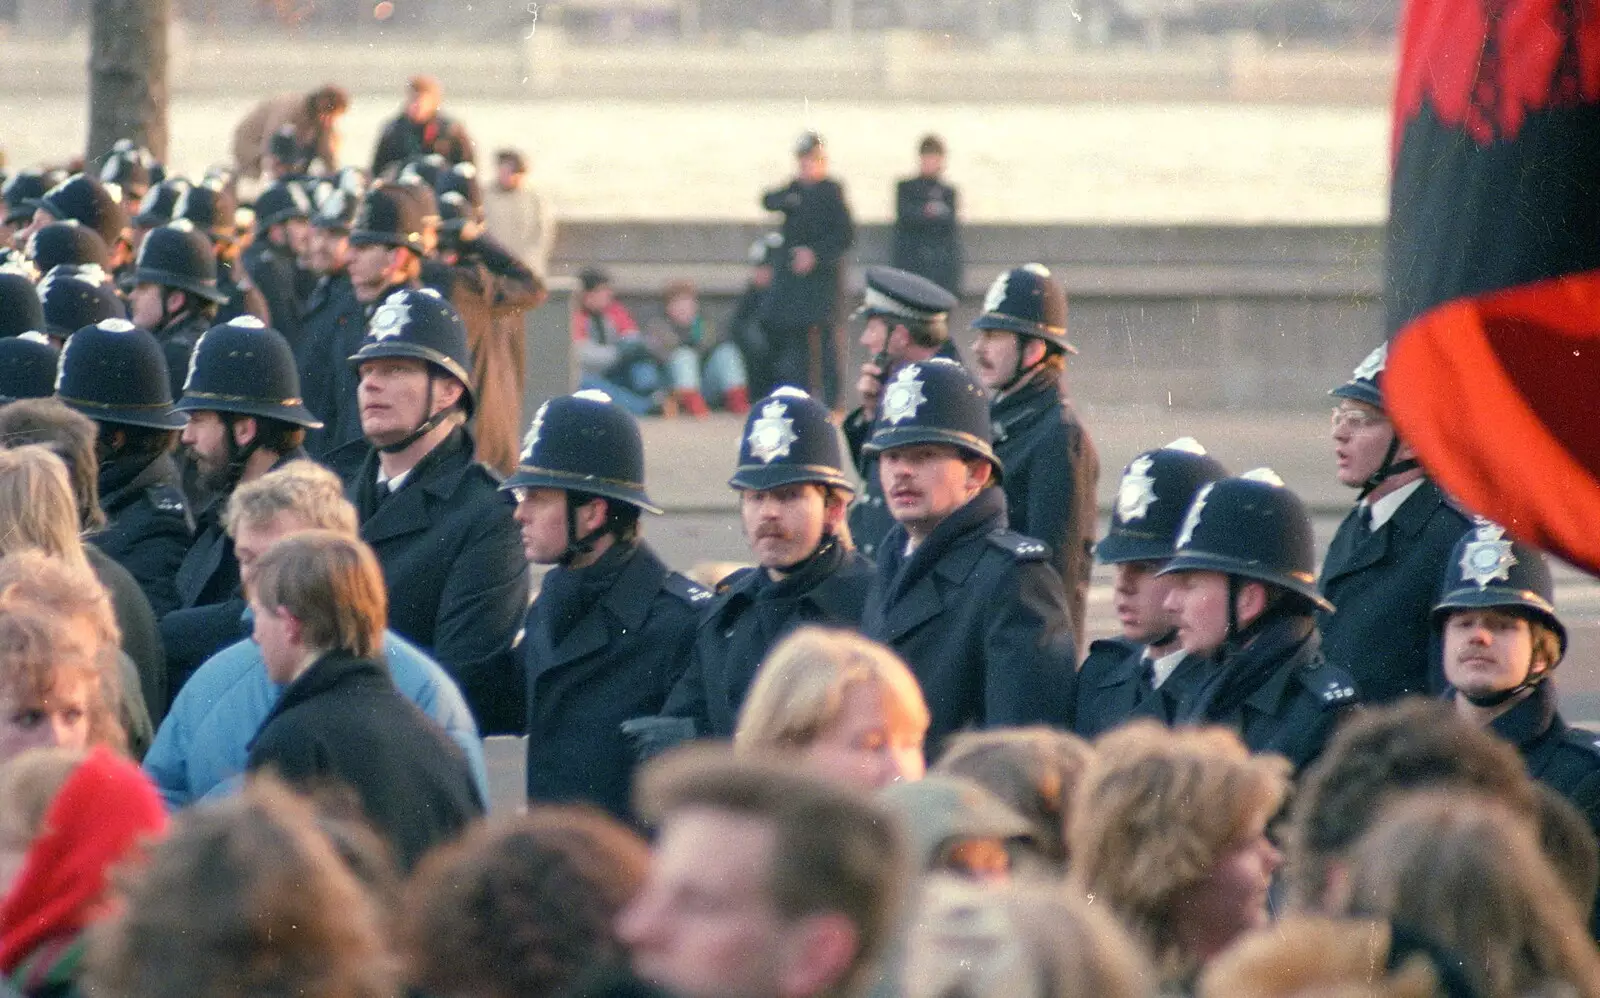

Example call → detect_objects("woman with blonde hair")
1068 721 1290 990
1335 791 1600 998
734 626 929 790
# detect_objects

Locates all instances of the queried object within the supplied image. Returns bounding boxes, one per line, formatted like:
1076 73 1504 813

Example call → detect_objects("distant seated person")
231 84 350 181
571 267 666 416
646 279 750 417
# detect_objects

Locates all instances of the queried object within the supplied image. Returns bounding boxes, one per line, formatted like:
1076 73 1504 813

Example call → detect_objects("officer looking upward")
663 387 875 738
860 357 1076 751
842 266 960 559
1161 470 1362 771
345 288 529 735
504 390 711 820
1075 438 1227 738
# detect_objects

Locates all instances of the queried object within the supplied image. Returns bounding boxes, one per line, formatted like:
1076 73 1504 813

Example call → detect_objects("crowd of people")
0 71 1592 998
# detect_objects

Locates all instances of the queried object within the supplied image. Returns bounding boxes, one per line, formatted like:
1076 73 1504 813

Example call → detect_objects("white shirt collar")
377 467 413 493
1363 478 1425 530
1146 647 1187 689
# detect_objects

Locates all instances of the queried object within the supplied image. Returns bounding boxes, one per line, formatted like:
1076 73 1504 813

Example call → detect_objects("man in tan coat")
232 86 350 181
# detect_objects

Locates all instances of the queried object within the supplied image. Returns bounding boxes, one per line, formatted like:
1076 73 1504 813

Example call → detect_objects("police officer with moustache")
161 317 322 689
663 387 875 738
861 357 1076 750
1435 522 1600 855
504 391 711 820
842 266 960 560
1075 439 1227 739
54 319 192 619
1161 470 1361 772
970 264 1099 659
1320 344 1470 701
127 222 230 401
345 288 530 735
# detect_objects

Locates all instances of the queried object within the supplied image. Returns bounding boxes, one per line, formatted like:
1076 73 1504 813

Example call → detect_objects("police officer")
663 387 875 738
842 265 960 559
860 357 1076 750
24 221 111 276
1435 521 1600 847
128 221 230 400
1320 343 1469 701
1075 438 1227 739
301 186 425 463
1161 470 1361 771
37 264 125 346
0 333 57 403
759 132 855 406
243 180 314 354
171 181 268 327
0 271 43 339
970 264 1100 660
16 173 126 255
302 183 359 316
99 140 156 205
504 390 711 819
891 134 963 296
1 171 49 246
56 318 193 620
345 288 530 734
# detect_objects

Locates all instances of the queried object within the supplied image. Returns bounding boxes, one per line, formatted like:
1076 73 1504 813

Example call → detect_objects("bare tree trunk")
88 0 169 165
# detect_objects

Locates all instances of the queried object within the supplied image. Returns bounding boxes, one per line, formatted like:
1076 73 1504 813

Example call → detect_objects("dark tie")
1356 503 1374 538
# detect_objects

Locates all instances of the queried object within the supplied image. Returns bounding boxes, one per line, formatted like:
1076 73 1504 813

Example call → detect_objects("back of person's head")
1068 721 1289 983
401 807 649 998
85 777 394 998
1531 783 1600 920
635 746 909 998
0 599 123 757
1198 917 1446 998
903 878 1154 998
0 398 104 531
0 746 85 853
934 726 1093 872
0 445 87 569
1283 700 1540 912
250 531 386 660
1338 792 1600 998
223 459 358 540
0 549 121 658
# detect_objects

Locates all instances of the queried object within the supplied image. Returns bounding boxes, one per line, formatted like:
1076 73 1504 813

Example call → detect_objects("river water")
5 93 1387 223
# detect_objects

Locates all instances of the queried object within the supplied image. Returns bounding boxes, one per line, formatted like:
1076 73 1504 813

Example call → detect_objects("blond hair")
223 460 358 539
0 398 107 531
1338 792 1600 998
1198 918 1442 998
252 531 386 660
934 726 1094 871
0 549 121 652
0 445 89 571
0 604 123 754
1068 722 1290 984
734 627 928 754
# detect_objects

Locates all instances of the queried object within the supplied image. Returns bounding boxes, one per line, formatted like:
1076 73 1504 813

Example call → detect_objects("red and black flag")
1384 0 1600 574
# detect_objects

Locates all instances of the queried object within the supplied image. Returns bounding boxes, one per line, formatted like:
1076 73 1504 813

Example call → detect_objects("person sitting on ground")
646 279 750 416
1068 721 1289 992
244 531 483 870
400 808 649 998
0 747 166 998
734 627 929 791
142 460 488 809
571 267 665 416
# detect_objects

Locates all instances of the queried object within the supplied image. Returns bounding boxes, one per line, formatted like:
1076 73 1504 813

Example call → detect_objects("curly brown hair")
399 807 648 998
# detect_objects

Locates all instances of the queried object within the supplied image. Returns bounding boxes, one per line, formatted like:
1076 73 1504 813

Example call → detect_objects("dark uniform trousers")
1074 639 1210 740
991 372 1099 659
1175 614 1360 773
891 175 962 296
93 452 193 619
663 540 874 738
1318 478 1470 701
862 486 1077 752
350 429 531 735
843 341 964 560
525 542 711 822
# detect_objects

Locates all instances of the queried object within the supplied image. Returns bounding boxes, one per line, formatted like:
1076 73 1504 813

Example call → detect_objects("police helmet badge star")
1117 455 1159 522
370 293 410 340
1461 518 1517 589
1352 343 1389 381
748 398 800 464
881 364 928 425
1175 482 1214 550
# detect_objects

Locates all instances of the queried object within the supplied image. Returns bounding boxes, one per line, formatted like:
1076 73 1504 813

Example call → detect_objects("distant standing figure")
483 149 557 280
759 132 854 408
892 134 963 296
371 76 477 179
231 85 350 181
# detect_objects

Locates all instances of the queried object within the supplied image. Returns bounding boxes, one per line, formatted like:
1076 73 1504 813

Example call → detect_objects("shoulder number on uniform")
987 530 1051 562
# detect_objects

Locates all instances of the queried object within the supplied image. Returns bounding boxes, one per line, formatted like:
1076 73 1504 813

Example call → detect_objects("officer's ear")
1234 580 1271 628
165 289 189 314
230 415 259 449
964 457 993 490
431 376 465 414
1020 338 1049 369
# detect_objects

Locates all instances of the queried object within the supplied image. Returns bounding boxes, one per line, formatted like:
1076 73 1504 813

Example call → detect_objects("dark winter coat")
759 177 854 331
891 175 962 295
242 238 305 355
371 112 477 177
86 544 162 744
92 452 192 619
1073 639 1210 740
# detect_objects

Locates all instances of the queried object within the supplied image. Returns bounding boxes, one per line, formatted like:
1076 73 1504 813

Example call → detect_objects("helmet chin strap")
1461 666 1548 708
377 376 455 454
1359 428 1421 500
219 414 264 492
559 495 613 568
774 531 837 576
995 339 1041 394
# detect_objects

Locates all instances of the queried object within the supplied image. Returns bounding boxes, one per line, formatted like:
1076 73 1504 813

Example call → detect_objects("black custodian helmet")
29 173 127 247
0 333 60 403
729 387 853 494
38 265 126 340
863 357 1002 481
1433 519 1565 655
1330 342 1387 409
253 180 313 232
1159 468 1333 613
972 264 1074 354
133 222 228 303
1097 438 1229 565
502 389 662 514
347 288 475 414
55 318 186 430
0 272 43 340
25 222 111 274
174 316 322 429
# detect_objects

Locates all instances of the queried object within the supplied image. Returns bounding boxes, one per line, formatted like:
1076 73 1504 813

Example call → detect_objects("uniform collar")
1146 647 1188 689
1362 478 1426 531
1485 681 1560 748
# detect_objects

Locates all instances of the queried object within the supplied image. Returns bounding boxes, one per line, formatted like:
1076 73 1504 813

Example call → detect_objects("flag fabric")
1384 0 1600 574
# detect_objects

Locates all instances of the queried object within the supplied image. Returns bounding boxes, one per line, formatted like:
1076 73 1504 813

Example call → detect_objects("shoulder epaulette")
147 483 187 515
1297 661 1359 708
987 530 1051 561
1559 726 1600 759
664 573 715 606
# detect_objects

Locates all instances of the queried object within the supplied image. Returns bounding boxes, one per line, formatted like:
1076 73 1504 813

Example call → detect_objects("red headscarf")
0 747 168 974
